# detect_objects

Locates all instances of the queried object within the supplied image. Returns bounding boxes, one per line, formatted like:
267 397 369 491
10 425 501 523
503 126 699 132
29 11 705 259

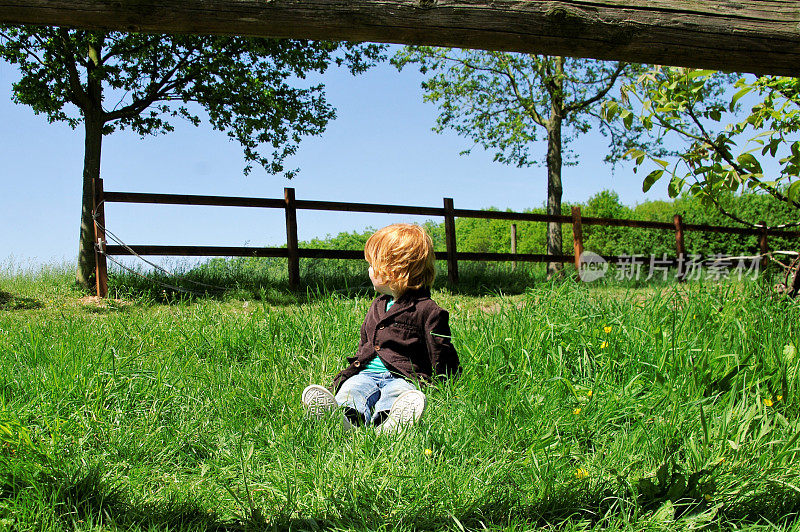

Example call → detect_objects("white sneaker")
301 385 337 419
376 390 427 435
302 384 357 431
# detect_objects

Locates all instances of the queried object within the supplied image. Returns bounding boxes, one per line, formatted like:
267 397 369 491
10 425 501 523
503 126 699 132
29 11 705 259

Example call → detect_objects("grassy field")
1 261 799 531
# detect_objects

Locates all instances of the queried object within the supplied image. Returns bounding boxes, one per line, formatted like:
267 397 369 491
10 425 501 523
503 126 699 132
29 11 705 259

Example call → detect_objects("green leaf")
666 476 687 501
623 111 634 129
788 180 800 204
643 169 664 192
656 460 670 486
603 101 619 122
688 69 716 79
736 153 763 174
667 176 684 198
730 85 753 110
637 478 658 498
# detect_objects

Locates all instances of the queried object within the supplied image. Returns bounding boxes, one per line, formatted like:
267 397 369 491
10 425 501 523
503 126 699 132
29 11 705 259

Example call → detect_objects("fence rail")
92 179 800 297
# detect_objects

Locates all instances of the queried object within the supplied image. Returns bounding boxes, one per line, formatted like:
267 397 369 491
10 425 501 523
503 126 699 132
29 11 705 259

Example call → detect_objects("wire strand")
102 253 213 298
92 201 230 293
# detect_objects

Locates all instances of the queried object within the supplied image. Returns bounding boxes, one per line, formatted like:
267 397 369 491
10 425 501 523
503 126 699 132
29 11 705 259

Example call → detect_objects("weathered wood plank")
1 1 798 75
284 187 300 289
104 245 289 257
296 199 443 217
104 191 284 209
443 197 458 283
92 177 109 298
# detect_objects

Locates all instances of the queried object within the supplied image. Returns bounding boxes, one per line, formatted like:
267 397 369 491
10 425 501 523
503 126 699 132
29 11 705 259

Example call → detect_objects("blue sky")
1 46 667 268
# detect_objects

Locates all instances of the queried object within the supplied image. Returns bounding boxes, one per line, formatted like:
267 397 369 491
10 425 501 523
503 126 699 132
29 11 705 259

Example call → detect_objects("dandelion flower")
574 468 589 480
777 395 783 401
600 341 608 349
764 398 774 407
587 390 593 398
603 326 612 334
424 448 433 457
573 407 582 415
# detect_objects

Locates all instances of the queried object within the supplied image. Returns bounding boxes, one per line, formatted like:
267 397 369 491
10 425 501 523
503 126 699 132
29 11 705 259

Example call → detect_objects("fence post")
443 197 458 284
284 187 299 290
674 214 686 281
759 220 768 269
510 223 517 271
92 177 108 298
572 206 584 281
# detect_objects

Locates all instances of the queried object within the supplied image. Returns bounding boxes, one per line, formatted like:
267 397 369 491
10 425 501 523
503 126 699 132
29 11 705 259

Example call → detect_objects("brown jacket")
332 289 460 391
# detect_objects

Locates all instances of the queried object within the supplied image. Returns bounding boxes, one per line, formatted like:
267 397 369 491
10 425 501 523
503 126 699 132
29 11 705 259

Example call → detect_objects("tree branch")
563 62 626 114
501 60 545 126
685 101 800 210
101 35 158 63
103 47 197 121
56 28 91 110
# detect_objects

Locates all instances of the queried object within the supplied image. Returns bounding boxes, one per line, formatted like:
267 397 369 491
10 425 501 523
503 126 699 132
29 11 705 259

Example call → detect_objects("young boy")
302 223 459 433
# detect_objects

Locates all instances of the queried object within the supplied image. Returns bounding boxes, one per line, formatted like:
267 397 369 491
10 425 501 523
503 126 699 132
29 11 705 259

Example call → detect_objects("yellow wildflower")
424 448 433 457
764 398 774 407
777 395 783 401
603 326 612 334
600 341 608 349
587 390 593 398
574 468 589 480
573 408 582 415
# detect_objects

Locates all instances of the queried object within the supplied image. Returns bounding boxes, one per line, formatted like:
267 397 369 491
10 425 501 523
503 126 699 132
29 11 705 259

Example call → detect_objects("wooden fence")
91 178 800 297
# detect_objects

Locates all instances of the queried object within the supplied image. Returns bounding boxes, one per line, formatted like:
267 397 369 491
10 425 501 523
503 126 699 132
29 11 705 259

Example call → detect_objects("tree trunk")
545 57 564 279
75 38 104 291
789 255 800 298
76 111 104 290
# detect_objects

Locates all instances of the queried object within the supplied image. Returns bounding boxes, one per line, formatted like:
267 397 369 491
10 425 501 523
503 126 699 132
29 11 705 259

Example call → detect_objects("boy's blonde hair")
364 223 436 296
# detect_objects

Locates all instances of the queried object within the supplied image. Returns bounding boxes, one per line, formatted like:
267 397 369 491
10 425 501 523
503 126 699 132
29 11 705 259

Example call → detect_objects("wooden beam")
1 1 799 76
443 197 458 284
571 206 583 280
284 187 300 289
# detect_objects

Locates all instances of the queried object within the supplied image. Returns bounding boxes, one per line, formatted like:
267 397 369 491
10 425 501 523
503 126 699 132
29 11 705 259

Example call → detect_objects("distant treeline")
302 190 799 258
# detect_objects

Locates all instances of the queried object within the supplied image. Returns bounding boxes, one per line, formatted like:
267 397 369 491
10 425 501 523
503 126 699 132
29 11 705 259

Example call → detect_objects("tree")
609 68 800 294
610 68 800 220
0 26 383 289
392 48 637 277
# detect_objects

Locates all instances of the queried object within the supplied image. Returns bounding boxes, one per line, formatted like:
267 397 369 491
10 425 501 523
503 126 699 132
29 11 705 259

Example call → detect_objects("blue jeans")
334 371 417 425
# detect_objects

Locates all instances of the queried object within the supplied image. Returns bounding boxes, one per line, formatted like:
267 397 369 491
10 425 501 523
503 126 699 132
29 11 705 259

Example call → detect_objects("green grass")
1 261 800 531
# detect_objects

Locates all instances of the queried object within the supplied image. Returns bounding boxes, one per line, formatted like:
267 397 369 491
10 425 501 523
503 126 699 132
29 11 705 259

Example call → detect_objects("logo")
579 251 608 282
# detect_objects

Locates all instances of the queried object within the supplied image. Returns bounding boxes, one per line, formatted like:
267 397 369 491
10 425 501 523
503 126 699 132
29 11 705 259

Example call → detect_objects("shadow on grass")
0 290 43 310
1 463 239 532
5 460 799 531
107 258 555 306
